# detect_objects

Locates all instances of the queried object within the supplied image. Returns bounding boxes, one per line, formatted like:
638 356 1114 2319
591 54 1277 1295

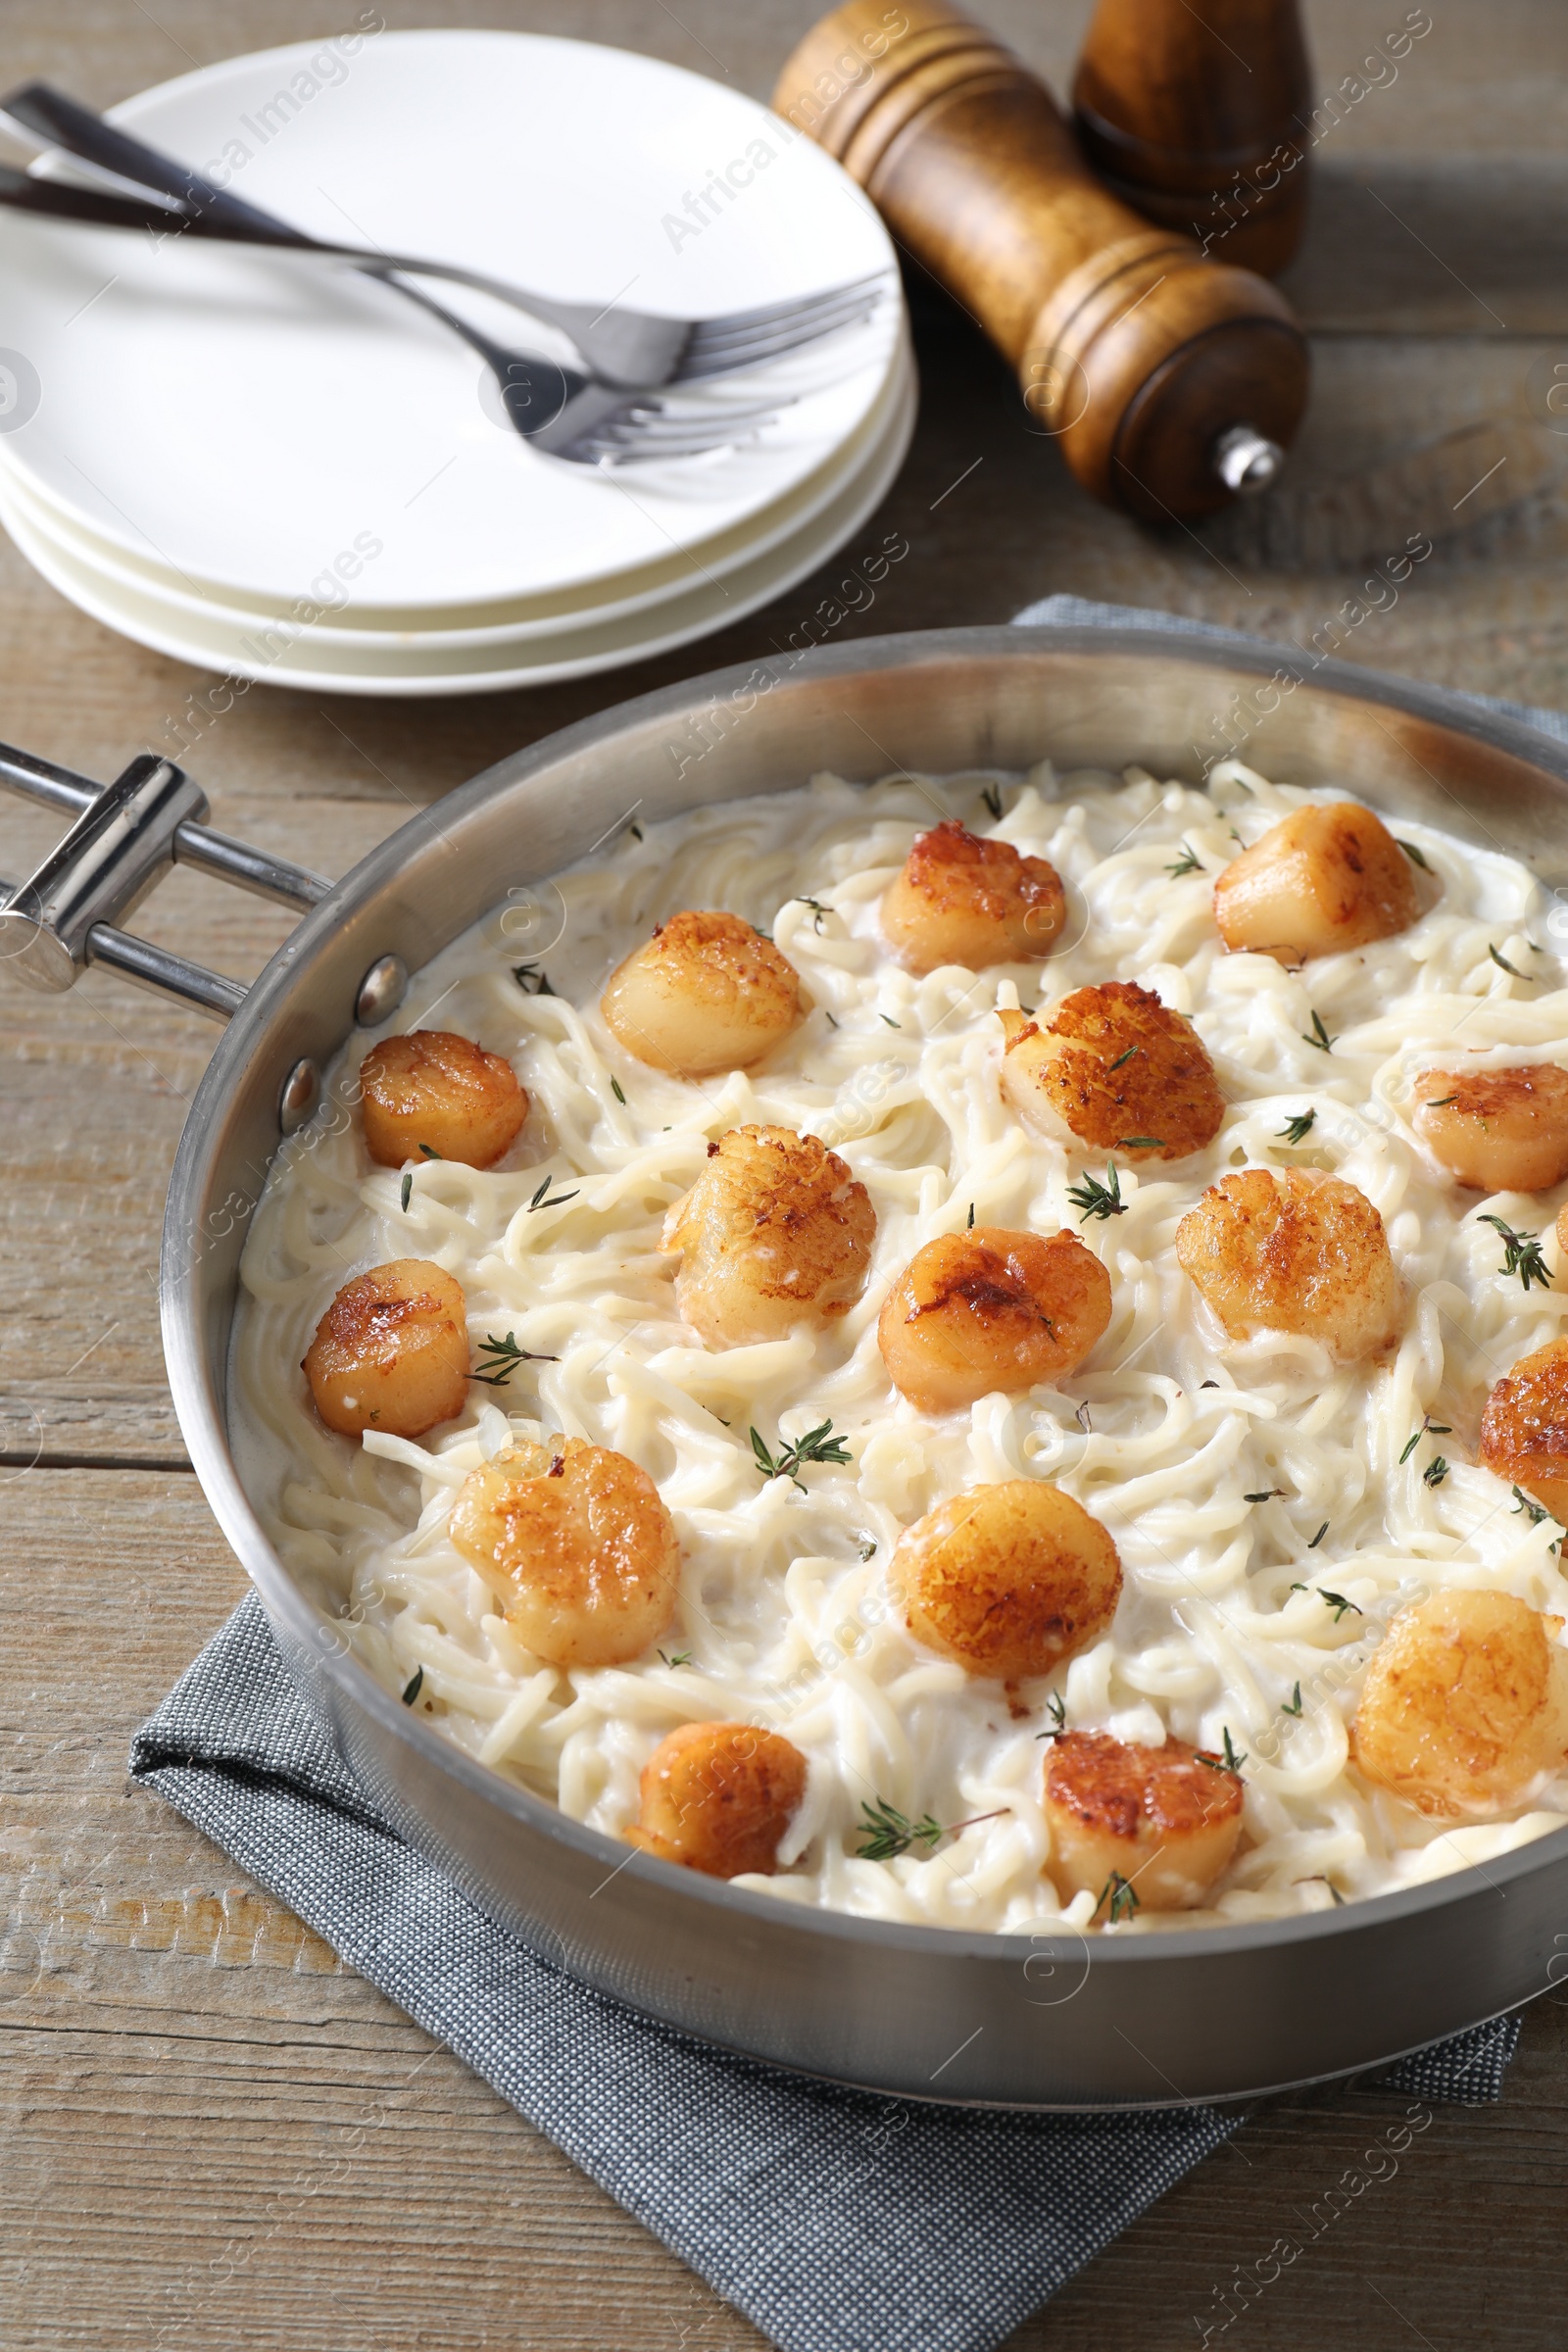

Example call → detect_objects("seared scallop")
877 1226 1110 1411
1213 801 1419 961
449 1436 678 1669
628 1721 808 1877
303 1258 469 1439
1353 1590 1568 1818
1479 1339 1568 1521
359 1030 526 1169
601 910 805 1077
1000 981 1224 1163
1044 1730 1245 1912
662 1125 875 1347
1176 1167 1400 1362
1414 1065 1568 1193
891 1480 1122 1683
881 817 1065 973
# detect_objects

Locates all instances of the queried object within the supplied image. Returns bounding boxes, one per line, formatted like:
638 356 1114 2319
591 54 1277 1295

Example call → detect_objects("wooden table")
4 3 1566 2343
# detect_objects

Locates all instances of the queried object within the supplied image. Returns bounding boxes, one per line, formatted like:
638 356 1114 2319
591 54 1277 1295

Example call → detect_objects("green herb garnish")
880 1013 902 1028
751 1418 853 1490
401 1667 423 1706
1278 1109 1315 1144
400 1171 413 1212
1291 1581 1360 1621
418 1143 442 1160
1197 1727 1248 1773
1036 1690 1067 1740
1096 1871 1141 1925
1490 944 1527 979
857 1796 944 1862
471 1331 559 1388
528 1171 580 1212
1244 1488 1286 1502
966 1201 975 1229
1307 1522 1329 1549
798 897 830 932
611 1076 626 1104
1068 1164 1126 1222
1397 839 1431 870
1422 1456 1449 1488
1479 1213 1551 1291
1165 843 1201 878
1118 1137 1165 1150
980 783 1004 821
1282 1682 1303 1718
1399 1415 1452 1464
1106 1045 1139 1073
658 1648 693 1669
513 962 556 996
1302 1009 1335 1053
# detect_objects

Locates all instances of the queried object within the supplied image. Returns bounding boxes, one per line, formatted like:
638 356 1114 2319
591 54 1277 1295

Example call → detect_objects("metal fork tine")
570 410 781 462
684 272 888 344
677 301 881 380
686 293 882 361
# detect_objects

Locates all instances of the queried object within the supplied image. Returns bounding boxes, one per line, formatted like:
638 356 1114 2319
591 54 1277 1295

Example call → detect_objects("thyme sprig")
1490 943 1528 979
1422 1456 1449 1488
795 896 831 933
1479 1213 1551 1291
658 1648 693 1669
1397 838 1431 871
1278 1109 1316 1144
1282 1682 1303 1718
1096 1871 1141 1925
1301 1009 1335 1053
1165 842 1201 878
857 1796 944 1862
1244 1487 1286 1502
401 1667 424 1707
1197 1727 1248 1773
751 1418 853 1489
512 961 556 996
1513 1486 1553 1526
528 1171 580 1212
470 1331 559 1387
1118 1136 1165 1150
400 1172 413 1213
1292 1582 1361 1621
980 782 1004 821
1107 1045 1139 1072
1068 1163 1127 1221
1035 1691 1068 1740
1399 1415 1452 1465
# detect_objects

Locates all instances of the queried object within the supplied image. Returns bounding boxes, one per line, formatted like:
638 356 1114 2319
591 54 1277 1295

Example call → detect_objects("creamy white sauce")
230 759 1568 1935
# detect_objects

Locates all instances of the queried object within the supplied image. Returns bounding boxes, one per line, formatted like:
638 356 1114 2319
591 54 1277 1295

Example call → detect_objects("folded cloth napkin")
131 1597 1519 2352
131 595 1534 2352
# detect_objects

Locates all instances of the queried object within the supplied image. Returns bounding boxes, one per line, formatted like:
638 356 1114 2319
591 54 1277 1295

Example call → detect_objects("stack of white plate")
0 30 912 695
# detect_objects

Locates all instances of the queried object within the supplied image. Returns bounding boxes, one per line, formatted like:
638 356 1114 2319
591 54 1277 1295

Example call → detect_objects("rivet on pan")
355 952 408 1028
278 1055 321 1136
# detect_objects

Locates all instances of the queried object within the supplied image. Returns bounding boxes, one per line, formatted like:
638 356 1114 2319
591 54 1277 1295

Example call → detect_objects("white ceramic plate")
0 363 915 693
0 30 901 612
1 337 913 648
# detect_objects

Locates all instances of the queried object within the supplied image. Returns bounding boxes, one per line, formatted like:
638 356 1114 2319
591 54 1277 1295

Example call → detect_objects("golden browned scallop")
449 1437 678 1669
881 817 1066 974
1175 1166 1400 1362
999 981 1224 1163
1353 1591 1568 1818
1479 1338 1568 1521
359 1029 527 1169
1044 1731 1246 1912
662 1125 875 1348
891 1481 1122 1683
601 910 805 1077
877 1226 1110 1412
1413 1064 1568 1193
302 1258 469 1439
1212 801 1419 961
627 1721 808 1877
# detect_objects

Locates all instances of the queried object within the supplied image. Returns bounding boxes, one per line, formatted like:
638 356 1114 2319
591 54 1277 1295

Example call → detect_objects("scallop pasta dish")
231 755 1568 1936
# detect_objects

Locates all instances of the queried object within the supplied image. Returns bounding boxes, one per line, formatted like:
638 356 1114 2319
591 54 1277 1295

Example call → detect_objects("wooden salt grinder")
773 0 1308 521
1073 0 1313 276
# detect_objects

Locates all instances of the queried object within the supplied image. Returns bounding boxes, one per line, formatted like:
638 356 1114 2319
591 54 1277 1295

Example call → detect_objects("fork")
384 273 793 464
0 80 889 393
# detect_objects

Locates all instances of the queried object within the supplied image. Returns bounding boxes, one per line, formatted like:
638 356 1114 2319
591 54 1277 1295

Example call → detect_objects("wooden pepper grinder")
773 0 1308 521
1073 0 1313 276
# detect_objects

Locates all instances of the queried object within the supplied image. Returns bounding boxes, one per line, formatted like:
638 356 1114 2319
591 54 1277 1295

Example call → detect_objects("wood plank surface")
4 2 1568 2347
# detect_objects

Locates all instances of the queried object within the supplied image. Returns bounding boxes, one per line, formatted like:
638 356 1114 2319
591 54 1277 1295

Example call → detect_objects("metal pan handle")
0 741 407 1129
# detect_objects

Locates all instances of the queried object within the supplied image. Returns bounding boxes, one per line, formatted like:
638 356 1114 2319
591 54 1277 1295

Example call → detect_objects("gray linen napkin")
130 594 1536 2352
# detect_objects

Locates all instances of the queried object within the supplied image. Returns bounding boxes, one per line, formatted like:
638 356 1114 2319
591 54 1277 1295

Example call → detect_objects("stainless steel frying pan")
8 620 1568 2108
